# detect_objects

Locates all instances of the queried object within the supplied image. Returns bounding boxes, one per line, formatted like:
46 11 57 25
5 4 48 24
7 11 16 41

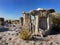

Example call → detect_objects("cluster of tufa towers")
20 8 55 35
0 8 56 35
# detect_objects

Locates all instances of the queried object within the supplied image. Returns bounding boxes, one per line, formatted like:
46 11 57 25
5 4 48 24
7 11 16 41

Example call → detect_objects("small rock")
9 38 12 40
0 37 2 40
50 42 53 45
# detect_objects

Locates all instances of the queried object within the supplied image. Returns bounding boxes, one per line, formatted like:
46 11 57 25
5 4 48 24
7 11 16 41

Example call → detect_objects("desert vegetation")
50 13 60 34
19 29 33 40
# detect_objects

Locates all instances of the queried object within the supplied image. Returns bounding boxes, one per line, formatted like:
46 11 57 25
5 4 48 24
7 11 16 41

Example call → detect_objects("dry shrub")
19 29 32 40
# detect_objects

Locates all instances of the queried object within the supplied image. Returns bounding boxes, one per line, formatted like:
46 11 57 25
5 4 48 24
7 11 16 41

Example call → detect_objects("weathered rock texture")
21 8 55 35
0 8 60 45
0 26 60 45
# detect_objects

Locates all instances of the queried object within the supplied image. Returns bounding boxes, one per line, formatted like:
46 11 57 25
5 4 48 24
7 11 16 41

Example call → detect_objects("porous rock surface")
0 26 60 45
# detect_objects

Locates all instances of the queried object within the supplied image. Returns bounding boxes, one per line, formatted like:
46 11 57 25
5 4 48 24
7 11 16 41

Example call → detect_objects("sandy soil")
0 26 60 45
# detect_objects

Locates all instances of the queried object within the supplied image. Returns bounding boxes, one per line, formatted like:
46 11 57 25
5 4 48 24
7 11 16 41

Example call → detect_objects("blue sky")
0 0 60 20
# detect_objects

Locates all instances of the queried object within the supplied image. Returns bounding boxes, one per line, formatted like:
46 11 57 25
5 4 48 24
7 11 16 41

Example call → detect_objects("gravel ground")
0 26 60 45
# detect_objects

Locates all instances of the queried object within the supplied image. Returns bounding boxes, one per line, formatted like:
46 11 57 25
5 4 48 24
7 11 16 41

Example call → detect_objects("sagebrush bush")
19 30 32 40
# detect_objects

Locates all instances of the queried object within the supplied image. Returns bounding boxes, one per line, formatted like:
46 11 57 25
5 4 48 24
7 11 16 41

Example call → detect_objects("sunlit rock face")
22 12 31 30
22 8 56 35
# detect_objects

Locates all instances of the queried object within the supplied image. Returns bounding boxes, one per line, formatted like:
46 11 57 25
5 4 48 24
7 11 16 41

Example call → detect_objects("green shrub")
19 30 32 40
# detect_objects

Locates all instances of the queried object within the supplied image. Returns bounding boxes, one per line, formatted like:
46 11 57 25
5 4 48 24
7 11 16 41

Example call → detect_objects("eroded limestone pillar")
47 15 51 30
35 15 39 34
47 16 49 30
45 15 52 35
23 12 31 30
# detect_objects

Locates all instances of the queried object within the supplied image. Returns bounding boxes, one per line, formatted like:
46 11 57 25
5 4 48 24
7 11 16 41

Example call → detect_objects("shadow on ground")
49 27 60 35
0 27 9 32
